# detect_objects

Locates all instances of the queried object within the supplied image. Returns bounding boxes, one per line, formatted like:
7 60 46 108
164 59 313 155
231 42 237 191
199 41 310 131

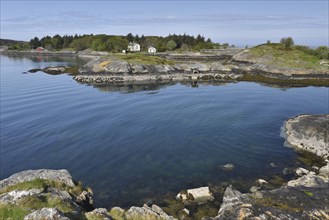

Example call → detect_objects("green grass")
114 53 175 65
0 179 84 197
0 204 29 220
17 195 75 213
0 196 76 220
248 43 326 71
303 191 314 197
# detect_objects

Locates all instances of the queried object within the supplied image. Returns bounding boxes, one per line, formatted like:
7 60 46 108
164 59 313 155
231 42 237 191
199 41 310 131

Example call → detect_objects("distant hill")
0 38 27 46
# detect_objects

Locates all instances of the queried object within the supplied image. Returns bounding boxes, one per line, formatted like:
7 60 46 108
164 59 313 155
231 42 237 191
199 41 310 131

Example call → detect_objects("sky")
1 0 328 46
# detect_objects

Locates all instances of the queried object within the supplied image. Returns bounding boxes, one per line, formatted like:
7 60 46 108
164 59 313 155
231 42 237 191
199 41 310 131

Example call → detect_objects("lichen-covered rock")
109 207 125 219
0 189 42 204
125 204 177 220
0 169 75 189
24 208 70 220
284 114 329 159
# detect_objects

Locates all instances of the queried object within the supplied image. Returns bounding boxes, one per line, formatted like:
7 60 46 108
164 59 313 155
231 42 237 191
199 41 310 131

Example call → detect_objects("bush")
166 40 177 51
280 37 294 49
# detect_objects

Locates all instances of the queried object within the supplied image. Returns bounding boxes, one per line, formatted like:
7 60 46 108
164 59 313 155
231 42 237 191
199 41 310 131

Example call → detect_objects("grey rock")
215 185 244 219
319 163 329 177
287 173 328 188
0 189 42 204
76 190 94 211
296 167 310 176
284 114 329 159
250 186 260 193
256 179 268 186
125 204 177 220
102 60 131 74
24 208 70 220
85 208 113 220
176 186 214 204
182 208 190 215
0 169 75 190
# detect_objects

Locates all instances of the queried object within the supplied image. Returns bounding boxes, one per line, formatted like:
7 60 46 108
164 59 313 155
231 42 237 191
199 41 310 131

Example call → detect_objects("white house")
127 42 140 52
148 46 156 54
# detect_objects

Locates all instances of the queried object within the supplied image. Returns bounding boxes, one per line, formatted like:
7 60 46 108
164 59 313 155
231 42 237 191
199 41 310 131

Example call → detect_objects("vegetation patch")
254 196 303 213
0 178 84 197
248 43 328 71
303 191 314 197
99 60 112 68
0 204 29 220
114 53 175 65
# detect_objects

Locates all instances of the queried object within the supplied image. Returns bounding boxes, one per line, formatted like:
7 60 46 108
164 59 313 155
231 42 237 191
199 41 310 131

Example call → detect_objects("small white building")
127 42 140 52
148 46 156 54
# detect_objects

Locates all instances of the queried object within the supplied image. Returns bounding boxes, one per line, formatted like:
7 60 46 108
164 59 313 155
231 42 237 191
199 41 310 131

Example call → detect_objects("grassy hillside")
248 43 328 71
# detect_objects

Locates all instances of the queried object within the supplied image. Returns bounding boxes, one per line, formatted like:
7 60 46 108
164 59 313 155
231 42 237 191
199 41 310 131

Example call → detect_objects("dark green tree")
280 37 294 49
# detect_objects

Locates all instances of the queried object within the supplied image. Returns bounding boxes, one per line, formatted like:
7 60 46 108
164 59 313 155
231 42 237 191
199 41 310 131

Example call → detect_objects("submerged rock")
284 114 329 159
220 163 235 171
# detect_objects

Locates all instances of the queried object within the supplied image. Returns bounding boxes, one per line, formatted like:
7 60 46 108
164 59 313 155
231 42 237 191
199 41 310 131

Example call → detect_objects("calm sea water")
1 55 328 208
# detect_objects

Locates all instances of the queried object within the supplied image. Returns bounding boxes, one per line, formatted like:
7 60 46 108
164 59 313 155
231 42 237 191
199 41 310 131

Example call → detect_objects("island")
23 43 329 87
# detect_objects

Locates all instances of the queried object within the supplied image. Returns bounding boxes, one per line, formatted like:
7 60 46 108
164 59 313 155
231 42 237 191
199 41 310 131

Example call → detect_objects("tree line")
26 33 221 52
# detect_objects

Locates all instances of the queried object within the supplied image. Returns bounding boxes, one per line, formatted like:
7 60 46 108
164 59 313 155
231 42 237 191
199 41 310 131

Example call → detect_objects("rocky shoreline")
1 114 328 219
72 53 329 85
15 45 328 86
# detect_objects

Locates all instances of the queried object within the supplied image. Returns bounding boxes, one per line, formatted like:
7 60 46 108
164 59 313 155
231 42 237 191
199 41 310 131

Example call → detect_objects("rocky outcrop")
284 114 329 159
28 66 77 75
214 162 329 220
0 169 176 220
0 169 75 189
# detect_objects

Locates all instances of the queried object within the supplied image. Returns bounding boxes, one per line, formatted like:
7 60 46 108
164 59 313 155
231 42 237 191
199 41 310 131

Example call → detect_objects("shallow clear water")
1 55 328 208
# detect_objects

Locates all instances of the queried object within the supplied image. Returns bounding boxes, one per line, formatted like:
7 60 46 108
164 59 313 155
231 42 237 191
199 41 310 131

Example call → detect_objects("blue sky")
1 1 328 46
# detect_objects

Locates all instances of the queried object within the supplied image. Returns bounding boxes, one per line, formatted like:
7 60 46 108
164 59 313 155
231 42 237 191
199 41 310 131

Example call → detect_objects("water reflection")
76 80 324 94
5 54 90 67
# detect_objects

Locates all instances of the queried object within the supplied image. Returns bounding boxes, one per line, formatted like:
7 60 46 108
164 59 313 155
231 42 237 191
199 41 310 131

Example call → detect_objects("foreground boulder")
176 186 214 204
284 114 329 159
0 169 75 189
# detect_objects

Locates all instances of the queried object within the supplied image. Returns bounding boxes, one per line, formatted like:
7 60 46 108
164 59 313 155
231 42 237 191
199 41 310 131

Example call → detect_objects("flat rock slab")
177 186 214 204
0 169 75 189
285 114 329 159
